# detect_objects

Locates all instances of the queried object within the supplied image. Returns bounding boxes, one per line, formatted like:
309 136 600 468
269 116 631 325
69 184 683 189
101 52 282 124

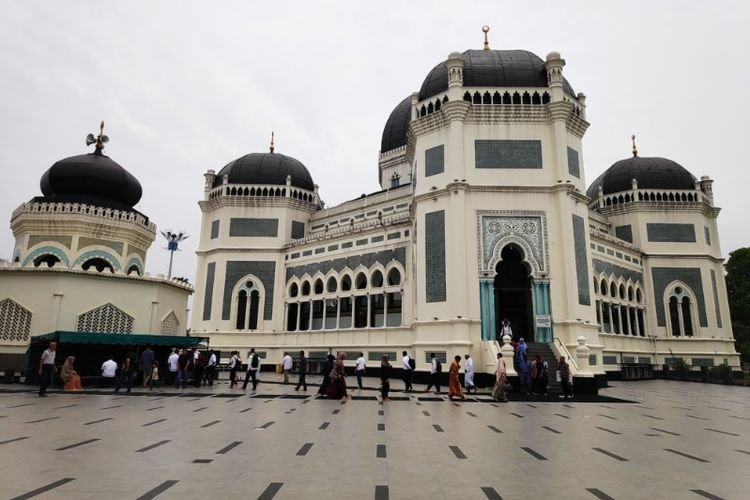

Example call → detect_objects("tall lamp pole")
161 230 189 279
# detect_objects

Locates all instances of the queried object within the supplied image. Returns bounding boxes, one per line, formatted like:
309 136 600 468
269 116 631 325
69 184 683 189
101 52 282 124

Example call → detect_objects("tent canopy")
29 331 209 348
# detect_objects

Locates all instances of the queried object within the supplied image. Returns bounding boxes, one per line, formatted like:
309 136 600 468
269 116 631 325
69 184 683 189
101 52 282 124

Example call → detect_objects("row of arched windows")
208 186 315 203
594 276 646 336
464 90 551 106
285 267 403 332
594 190 698 209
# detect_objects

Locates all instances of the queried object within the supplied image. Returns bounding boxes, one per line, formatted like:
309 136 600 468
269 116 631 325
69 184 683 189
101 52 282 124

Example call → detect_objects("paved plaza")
0 378 748 500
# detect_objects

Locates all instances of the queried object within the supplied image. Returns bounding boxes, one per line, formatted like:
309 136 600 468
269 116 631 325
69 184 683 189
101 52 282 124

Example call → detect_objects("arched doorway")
494 244 534 341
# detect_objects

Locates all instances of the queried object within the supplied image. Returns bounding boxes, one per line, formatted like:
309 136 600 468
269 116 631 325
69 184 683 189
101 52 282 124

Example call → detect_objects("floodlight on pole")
161 229 189 279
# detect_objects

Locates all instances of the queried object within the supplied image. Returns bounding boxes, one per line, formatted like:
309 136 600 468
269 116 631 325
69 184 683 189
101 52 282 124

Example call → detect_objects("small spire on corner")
631 134 638 157
482 25 490 50
85 120 109 155
269 131 275 154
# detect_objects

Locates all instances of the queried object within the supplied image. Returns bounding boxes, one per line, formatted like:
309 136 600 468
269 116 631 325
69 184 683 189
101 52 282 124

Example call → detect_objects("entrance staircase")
524 342 561 394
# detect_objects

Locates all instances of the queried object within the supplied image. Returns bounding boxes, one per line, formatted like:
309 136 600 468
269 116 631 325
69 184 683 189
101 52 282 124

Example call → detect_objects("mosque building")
190 28 739 384
0 124 193 373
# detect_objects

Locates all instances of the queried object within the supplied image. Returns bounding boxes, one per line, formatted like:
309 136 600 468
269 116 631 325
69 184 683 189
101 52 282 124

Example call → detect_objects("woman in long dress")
492 352 508 402
326 352 349 400
60 356 82 391
448 355 466 401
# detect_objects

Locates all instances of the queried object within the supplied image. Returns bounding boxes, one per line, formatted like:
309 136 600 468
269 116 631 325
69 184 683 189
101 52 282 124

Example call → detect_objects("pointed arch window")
666 285 697 337
235 280 262 330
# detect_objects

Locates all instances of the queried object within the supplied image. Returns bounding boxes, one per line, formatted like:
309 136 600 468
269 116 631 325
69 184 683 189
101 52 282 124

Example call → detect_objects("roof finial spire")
631 134 638 157
482 25 490 50
85 120 109 155
269 131 275 154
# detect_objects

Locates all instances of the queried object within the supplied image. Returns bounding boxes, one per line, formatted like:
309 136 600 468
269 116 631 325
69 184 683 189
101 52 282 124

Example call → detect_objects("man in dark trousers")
243 348 260 390
38 341 57 396
176 349 190 389
139 346 155 388
115 351 135 393
295 350 307 391
426 353 442 394
401 351 413 392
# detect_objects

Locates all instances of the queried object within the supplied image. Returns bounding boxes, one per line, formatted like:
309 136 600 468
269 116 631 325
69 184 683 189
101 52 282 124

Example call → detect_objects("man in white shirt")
464 354 476 393
167 349 179 386
355 352 366 389
206 350 217 386
38 341 57 397
101 356 117 378
402 351 413 392
426 353 442 394
282 352 293 384
243 348 260 390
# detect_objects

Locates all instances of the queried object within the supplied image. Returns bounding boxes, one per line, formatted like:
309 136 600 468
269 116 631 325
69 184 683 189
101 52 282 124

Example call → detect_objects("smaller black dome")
214 153 314 191
40 152 143 210
587 156 697 199
380 96 411 153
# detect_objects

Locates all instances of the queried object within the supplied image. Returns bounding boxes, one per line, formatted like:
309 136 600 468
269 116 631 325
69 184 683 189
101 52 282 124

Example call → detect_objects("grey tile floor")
0 377 748 500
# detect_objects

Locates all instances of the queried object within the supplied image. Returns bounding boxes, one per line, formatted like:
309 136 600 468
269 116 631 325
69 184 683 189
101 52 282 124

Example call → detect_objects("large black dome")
587 156 697 199
39 152 143 210
214 152 315 191
380 96 411 153
419 49 575 101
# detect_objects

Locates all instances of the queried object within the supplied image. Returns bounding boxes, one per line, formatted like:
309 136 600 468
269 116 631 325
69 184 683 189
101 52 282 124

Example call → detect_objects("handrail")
552 337 580 371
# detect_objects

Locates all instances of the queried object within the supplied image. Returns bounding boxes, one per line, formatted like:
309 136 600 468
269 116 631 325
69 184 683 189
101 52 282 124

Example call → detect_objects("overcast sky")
1 0 748 284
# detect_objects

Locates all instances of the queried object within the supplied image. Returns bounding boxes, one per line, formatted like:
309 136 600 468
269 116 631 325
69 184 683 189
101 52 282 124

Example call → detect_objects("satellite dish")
86 133 96 146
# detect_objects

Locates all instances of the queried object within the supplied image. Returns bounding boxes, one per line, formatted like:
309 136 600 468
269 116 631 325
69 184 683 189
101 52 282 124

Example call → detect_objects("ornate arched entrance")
494 244 533 341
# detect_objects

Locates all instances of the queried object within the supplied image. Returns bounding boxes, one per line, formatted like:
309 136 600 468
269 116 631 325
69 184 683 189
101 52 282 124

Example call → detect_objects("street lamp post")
161 230 189 279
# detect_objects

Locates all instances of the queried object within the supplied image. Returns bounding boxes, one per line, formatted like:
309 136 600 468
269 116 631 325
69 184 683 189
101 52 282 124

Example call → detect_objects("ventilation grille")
161 311 179 336
0 299 32 342
77 303 133 334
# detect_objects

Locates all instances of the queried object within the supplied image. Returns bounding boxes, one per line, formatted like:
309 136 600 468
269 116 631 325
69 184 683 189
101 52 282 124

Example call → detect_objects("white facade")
190 46 739 376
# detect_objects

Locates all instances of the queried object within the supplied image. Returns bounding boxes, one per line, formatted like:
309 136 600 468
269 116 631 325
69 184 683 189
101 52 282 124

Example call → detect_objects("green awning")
29 331 209 348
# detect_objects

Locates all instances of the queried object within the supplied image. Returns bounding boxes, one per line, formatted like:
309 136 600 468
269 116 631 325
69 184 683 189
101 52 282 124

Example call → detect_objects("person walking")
243 349 260 390
167 349 179 386
193 350 206 388
380 354 392 401
38 341 57 397
539 355 549 396
426 353 442 394
516 338 527 371
60 356 82 391
205 350 217 386
115 351 135 393
520 354 532 395
558 356 573 399
531 355 545 395
401 351 413 392
149 361 161 391
175 349 189 389
228 351 241 388
318 353 335 396
326 352 349 400
355 352 366 389
448 355 466 401
464 354 476 393
492 352 508 402
140 346 155 388
295 350 308 391
282 352 293 384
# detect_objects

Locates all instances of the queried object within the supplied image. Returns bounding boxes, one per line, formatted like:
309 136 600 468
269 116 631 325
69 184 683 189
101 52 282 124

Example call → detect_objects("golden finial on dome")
269 131 275 154
482 25 490 50
631 134 638 157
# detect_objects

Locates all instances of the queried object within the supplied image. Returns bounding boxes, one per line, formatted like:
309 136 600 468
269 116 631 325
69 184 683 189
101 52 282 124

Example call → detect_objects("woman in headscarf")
326 352 349 400
492 352 508 402
448 355 466 401
60 356 82 391
380 354 391 401
318 353 336 396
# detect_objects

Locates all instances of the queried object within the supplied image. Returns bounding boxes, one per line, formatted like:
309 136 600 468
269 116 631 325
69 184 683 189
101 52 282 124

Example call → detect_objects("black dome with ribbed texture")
214 153 314 191
39 152 143 210
419 49 575 101
587 156 697 199
380 96 411 153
